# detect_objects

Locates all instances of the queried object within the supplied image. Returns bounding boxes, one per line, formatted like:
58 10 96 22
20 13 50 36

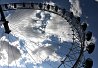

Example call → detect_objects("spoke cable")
7 34 18 68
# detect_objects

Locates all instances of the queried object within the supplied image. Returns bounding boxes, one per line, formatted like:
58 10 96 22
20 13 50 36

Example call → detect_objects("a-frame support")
0 5 11 34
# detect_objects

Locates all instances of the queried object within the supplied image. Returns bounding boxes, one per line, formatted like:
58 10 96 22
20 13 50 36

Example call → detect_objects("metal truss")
0 2 87 68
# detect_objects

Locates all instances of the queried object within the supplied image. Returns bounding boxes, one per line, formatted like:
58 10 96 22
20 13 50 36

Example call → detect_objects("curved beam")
0 2 84 68
0 3 82 37
0 3 79 24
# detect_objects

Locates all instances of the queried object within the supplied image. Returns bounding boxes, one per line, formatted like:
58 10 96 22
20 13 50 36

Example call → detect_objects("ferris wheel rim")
0 2 85 68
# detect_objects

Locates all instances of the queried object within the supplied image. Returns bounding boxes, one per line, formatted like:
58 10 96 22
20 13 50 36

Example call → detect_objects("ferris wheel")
0 1 95 68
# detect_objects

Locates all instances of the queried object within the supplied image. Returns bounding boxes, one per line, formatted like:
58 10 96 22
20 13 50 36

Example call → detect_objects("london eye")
0 1 95 68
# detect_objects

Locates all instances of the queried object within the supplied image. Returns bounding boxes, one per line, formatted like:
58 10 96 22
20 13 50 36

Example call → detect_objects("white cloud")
0 49 8 66
0 41 21 66
69 0 82 16
45 0 55 6
0 3 81 67
6 9 73 67
86 36 96 45
95 0 98 2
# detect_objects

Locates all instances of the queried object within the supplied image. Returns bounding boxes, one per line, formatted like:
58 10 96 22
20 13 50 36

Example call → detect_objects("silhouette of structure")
0 2 95 68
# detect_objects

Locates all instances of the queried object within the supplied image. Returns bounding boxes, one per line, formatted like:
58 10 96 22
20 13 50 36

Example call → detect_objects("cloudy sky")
80 0 98 68
0 0 98 68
